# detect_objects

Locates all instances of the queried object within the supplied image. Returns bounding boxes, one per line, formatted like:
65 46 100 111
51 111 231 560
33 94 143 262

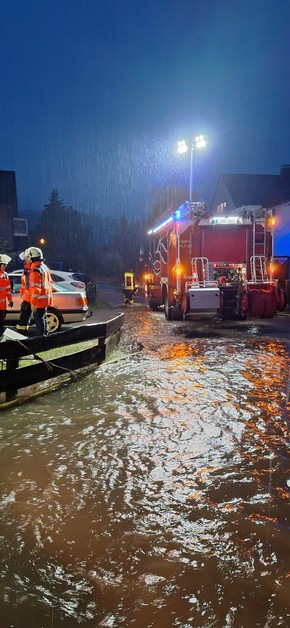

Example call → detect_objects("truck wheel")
47 309 62 333
240 290 250 313
181 294 189 320
248 289 265 318
172 304 183 320
277 288 287 312
148 298 159 311
164 297 173 320
219 291 225 318
262 290 277 318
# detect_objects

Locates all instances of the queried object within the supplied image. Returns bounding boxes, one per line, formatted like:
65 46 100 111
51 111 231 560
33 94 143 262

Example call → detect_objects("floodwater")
0 305 290 628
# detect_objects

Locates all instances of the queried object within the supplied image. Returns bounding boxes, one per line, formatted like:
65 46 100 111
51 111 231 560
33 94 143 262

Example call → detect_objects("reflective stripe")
0 272 12 309
29 262 53 308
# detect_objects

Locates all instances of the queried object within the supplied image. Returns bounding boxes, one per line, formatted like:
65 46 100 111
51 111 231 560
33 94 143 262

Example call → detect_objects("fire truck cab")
147 202 287 320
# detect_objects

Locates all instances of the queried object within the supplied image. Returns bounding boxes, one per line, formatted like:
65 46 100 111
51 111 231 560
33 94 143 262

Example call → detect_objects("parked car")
48 270 86 292
7 271 90 333
41 269 97 304
70 272 98 303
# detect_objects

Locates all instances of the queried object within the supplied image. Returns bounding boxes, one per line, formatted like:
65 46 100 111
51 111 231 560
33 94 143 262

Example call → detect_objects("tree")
32 189 91 270
0 238 16 263
104 213 146 280
146 185 189 227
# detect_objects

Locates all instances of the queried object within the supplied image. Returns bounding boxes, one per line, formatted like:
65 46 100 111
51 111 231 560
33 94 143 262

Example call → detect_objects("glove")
8 301 13 308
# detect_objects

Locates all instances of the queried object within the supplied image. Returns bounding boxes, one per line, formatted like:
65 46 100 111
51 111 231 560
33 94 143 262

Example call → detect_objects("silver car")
7 271 90 333
49 270 86 292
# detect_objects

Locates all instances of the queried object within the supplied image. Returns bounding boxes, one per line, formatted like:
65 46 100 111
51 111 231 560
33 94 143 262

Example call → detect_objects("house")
210 164 290 296
210 164 290 216
0 170 28 251
210 164 290 257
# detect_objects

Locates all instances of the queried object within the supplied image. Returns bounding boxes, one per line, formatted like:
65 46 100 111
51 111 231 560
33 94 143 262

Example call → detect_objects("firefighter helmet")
24 247 43 261
0 254 12 265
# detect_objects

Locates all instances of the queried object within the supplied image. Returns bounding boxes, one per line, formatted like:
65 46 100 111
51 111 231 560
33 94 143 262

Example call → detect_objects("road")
90 281 290 341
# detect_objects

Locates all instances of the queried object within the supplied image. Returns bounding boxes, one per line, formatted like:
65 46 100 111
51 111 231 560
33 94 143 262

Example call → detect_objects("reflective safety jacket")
20 263 31 302
124 272 135 292
0 271 13 310
29 261 53 309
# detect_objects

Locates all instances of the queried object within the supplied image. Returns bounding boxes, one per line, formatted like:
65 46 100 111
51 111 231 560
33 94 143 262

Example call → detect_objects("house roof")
212 167 290 209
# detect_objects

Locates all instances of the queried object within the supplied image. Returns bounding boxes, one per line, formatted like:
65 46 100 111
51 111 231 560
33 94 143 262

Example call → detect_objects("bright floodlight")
177 140 188 154
195 135 206 149
176 133 207 201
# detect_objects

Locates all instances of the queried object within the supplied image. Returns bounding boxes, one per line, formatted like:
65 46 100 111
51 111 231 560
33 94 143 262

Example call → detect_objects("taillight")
76 296 87 306
72 281 85 289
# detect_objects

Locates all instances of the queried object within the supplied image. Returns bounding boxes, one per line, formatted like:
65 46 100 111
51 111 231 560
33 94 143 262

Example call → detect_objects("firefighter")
0 254 13 338
25 247 53 336
123 270 137 304
16 251 32 331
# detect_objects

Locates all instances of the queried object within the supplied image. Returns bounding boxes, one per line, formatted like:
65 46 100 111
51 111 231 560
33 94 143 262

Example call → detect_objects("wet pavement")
0 284 289 627
91 281 290 342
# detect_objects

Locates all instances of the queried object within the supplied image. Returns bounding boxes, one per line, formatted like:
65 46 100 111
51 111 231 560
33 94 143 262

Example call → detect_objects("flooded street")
0 301 290 627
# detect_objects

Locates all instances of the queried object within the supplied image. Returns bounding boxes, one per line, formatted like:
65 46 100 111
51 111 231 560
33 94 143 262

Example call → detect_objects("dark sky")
1 0 290 219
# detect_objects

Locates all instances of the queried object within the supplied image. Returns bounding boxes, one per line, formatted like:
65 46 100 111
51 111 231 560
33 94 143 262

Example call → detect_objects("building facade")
0 170 19 246
0 170 28 251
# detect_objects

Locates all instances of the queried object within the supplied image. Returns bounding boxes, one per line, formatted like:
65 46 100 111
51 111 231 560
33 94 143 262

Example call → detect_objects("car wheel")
47 308 62 333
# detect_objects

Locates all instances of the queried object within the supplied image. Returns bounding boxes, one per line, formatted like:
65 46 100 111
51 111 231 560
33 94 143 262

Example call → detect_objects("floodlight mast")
177 135 206 201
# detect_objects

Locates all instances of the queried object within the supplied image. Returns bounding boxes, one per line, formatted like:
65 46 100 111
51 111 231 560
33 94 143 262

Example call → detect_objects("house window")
13 218 28 236
217 202 227 213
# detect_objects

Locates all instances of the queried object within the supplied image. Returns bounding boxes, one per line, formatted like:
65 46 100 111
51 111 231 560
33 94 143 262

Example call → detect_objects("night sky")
1 0 290 219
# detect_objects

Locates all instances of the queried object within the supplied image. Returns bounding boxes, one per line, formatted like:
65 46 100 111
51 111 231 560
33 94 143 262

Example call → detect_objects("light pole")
177 135 206 201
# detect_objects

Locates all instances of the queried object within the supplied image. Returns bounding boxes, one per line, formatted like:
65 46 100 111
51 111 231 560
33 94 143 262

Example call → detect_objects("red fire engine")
146 201 287 320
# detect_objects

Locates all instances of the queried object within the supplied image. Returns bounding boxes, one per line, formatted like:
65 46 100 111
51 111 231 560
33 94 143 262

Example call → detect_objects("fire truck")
146 201 287 320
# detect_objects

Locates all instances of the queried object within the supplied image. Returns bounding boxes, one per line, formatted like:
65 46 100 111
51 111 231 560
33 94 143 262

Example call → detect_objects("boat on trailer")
0 313 124 408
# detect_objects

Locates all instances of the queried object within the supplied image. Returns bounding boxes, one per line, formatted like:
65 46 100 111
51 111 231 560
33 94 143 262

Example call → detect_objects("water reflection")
0 309 289 627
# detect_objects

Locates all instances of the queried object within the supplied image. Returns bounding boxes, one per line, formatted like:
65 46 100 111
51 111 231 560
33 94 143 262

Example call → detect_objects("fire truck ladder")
250 207 269 283
250 255 268 283
252 215 267 257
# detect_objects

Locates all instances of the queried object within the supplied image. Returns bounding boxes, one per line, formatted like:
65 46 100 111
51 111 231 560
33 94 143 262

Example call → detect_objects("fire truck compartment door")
188 288 220 311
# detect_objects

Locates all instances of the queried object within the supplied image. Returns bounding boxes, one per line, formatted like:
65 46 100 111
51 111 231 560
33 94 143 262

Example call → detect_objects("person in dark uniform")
16 251 32 331
123 271 138 304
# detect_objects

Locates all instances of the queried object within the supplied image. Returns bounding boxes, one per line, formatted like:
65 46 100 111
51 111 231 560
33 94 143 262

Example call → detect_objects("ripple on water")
0 309 289 626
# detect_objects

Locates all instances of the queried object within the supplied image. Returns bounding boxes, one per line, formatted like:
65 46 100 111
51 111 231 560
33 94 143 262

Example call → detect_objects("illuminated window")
217 202 227 213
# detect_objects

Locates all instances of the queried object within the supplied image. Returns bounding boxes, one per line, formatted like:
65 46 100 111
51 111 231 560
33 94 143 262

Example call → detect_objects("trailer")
147 202 287 320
